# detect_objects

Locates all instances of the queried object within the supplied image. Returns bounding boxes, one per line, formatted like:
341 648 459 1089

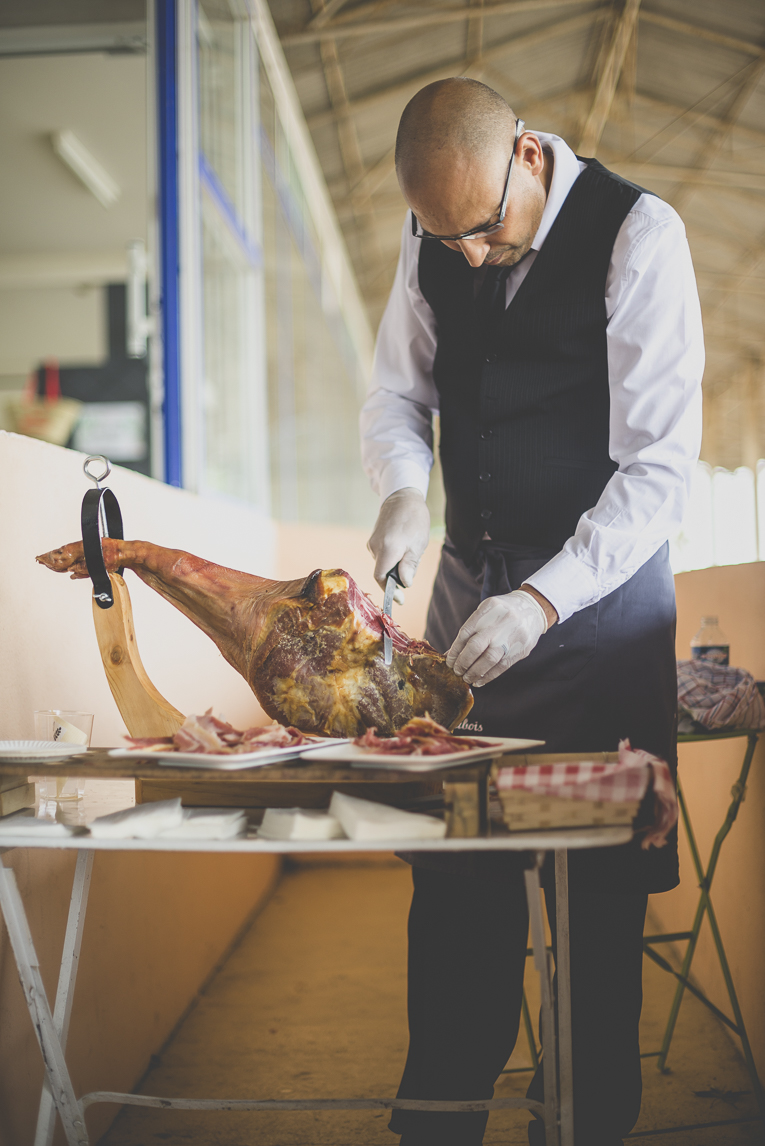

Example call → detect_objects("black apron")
420 537 679 894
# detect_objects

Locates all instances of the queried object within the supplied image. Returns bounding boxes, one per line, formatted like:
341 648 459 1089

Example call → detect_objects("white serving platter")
302 736 545 772
0 740 86 764
108 738 349 771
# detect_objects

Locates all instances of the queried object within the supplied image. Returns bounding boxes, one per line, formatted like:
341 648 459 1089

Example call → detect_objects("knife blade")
382 563 403 666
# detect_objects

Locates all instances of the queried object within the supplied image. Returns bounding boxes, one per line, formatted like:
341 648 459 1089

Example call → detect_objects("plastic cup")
33 711 93 801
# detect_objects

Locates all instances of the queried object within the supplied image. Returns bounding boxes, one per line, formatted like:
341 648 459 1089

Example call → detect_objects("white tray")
302 737 544 772
0 740 86 764
108 738 349 771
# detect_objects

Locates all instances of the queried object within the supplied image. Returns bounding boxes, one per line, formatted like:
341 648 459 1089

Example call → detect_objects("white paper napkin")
329 791 446 841
52 717 89 746
0 815 77 837
259 807 344 840
89 798 184 839
160 808 247 839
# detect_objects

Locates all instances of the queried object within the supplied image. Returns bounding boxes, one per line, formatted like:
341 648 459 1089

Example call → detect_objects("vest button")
480 430 492 440
485 352 497 364
481 509 492 520
479 471 491 482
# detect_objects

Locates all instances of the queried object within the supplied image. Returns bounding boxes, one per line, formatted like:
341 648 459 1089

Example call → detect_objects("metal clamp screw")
83 455 111 489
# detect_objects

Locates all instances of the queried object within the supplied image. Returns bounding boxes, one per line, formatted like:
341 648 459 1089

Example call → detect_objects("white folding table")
0 808 630 1146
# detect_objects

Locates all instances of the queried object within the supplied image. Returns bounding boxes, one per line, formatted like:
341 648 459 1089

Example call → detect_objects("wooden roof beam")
310 0 385 268
281 0 598 46
334 158 765 200
696 276 765 299
578 0 641 155
633 89 765 147
304 9 605 130
288 4 765 65
466 0 486 65
608 161 765 193
638 10 765 60
307 0 410 31
671 58 765 213
308 63 482 132
348 147 397 201
701 228 765 322
306 0 354 30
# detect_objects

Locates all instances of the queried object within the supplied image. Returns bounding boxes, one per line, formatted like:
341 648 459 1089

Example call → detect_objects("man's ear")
519 133 545 177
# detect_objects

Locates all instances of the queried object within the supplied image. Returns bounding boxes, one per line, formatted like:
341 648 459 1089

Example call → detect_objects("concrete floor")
99 857 761 1146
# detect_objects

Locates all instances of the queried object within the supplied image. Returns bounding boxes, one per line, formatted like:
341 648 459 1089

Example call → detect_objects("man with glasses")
361 79 704 1145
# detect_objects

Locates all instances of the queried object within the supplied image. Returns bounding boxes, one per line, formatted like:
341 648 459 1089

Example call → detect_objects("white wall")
0 53 147 258
0 50 148 385
0 284 105 375
0 432 276 745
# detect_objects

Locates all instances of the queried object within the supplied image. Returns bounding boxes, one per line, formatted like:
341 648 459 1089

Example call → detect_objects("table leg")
34 850 94 1146
525 852 560 1146
0 859 89 1146
657 739 763 1112
555 850 573 1146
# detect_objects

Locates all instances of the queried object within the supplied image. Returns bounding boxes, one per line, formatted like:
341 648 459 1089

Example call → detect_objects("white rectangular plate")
109 738 349 771
301 737 545 772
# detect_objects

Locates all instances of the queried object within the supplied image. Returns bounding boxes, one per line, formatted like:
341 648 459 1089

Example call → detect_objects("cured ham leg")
37 538 473 739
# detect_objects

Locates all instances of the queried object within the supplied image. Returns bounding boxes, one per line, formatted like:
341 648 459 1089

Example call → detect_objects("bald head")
395 78 550 270
395 78 517 192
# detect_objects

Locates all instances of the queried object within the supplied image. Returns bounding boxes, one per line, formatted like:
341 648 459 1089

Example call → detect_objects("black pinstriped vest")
418 158 651 561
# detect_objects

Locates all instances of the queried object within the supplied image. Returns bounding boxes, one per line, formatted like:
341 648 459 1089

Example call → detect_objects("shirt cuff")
523 551 602 625
376 461 431 503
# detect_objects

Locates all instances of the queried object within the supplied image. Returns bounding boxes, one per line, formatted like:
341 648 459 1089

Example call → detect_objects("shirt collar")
526 132 585 253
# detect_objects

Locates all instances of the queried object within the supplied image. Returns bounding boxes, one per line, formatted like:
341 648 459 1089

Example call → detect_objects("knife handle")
386 563 405 587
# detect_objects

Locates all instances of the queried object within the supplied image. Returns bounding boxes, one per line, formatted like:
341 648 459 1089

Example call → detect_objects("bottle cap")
701 615 719 626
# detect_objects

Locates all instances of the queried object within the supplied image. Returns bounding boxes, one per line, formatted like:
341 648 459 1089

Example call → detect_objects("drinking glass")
33 710 93 801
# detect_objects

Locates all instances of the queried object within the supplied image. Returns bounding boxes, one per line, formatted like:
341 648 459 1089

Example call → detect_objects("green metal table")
642 729 764 1120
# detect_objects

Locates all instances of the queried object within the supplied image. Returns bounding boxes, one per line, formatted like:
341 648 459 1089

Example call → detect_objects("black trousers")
390 865 647 1146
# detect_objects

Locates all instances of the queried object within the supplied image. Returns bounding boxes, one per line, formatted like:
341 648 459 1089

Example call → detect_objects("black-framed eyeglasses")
411 118 525 242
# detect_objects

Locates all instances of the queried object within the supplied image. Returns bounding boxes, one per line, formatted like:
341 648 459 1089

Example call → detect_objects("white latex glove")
446 589 548 687
367 487 431 604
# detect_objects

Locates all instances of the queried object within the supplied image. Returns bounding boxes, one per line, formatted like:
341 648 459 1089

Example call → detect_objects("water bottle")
690 616 730 666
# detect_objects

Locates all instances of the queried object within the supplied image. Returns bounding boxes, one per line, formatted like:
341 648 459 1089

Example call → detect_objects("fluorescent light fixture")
51 129 121 208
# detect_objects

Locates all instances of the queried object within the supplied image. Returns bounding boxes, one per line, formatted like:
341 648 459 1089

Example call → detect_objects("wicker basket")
496 789 640 831
493 752 639 831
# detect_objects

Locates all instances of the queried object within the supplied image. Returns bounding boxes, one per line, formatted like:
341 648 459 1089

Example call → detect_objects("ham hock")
37 538 473 739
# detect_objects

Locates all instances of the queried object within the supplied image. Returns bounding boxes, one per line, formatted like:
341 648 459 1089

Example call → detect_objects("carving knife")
383 564 404 666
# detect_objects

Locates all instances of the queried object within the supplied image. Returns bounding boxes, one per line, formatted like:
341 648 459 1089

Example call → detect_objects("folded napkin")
89 801 248 840
89 798 184 839
259 807 344 840
0 814 77 837
160 809 247 839
50 716 89 746
329 791 446 841
494 740 677 849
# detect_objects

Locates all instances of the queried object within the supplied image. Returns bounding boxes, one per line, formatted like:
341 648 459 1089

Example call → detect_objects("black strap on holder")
81 487 124 610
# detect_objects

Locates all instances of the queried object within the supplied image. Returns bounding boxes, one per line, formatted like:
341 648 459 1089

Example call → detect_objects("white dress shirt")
360 132 704 624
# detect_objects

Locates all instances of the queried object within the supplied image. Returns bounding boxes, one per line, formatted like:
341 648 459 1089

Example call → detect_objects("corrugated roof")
270 0 765 469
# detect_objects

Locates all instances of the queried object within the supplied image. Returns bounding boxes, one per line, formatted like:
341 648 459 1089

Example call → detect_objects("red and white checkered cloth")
494 740 677 849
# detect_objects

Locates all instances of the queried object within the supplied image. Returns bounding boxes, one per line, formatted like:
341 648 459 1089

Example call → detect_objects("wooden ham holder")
81 459 190 805
92 573 185 740
90 566 193 804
